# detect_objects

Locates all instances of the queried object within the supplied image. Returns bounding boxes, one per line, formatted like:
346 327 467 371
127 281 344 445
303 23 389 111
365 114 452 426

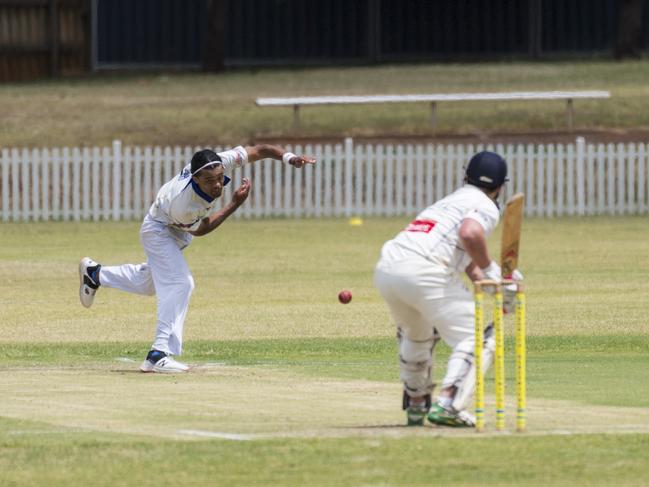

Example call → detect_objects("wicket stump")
474 279 526 433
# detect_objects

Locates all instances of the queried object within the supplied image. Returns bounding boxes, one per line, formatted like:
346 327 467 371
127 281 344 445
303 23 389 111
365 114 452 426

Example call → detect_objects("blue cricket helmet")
465 151 508 190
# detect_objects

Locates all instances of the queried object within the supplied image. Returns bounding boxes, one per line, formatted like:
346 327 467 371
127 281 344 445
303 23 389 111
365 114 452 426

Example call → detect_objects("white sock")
437 396 453 408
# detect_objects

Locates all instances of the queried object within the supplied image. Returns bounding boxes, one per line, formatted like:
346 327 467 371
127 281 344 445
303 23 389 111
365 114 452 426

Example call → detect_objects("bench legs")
430 101 437 132
287 97 578 132
566 98 574 131
293 104 300 130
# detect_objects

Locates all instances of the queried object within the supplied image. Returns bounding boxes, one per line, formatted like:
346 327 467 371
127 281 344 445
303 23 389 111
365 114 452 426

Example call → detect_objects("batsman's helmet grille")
465 151 508 190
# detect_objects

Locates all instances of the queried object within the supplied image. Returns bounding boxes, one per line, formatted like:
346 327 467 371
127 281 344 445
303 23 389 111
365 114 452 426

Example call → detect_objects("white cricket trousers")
99 219 194 356
374 257 477 398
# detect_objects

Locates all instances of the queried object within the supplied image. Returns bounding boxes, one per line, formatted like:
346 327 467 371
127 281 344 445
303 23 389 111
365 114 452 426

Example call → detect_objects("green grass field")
2 61 649 147
1 216 649 486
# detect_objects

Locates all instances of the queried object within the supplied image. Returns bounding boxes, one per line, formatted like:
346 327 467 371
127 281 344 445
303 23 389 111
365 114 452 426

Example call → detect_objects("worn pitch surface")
3 363 647 440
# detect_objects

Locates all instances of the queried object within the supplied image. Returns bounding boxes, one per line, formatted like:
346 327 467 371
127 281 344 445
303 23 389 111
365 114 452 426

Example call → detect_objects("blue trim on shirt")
191 179 215 203
188 175 230 202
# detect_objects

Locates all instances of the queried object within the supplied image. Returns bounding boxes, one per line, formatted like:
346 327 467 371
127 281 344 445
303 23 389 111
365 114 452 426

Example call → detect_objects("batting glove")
503 269 524 313
481 261 502 282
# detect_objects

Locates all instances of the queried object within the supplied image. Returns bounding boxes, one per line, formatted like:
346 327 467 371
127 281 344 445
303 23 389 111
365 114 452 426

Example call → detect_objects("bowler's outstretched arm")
244 144 316 167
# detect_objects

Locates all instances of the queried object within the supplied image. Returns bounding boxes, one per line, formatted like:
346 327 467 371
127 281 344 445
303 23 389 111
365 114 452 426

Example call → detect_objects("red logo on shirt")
405 220 436 233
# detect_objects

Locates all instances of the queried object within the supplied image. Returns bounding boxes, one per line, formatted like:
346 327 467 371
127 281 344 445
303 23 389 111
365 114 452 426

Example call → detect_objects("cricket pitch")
2 362 648 440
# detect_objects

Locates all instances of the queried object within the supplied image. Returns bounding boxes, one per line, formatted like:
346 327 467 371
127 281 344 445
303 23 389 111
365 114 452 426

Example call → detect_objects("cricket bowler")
78 145 315 373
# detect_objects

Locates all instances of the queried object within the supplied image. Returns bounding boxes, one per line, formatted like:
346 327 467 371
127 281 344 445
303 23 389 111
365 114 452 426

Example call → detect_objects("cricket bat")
500 193 524 278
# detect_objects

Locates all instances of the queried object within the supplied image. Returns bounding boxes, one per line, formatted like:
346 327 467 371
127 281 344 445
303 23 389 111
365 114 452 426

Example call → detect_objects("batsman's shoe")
403 392 431 426
427 403 475 428
406 404 429 426
140 350 189 374
456 410 477 427
79 257 101 308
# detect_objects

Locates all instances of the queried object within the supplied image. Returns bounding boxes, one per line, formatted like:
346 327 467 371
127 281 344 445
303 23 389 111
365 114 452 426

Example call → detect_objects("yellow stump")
493 286 506 431
474 284 485 433
515 285 527 432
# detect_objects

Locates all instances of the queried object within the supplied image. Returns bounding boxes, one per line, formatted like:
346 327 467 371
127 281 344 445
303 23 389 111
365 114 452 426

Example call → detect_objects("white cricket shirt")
379 184 500 275
146 146 248 232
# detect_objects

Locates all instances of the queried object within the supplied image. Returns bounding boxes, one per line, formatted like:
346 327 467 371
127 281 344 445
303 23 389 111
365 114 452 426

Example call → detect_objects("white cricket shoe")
457 410 477 427
79 257 101 308
140 352 189 374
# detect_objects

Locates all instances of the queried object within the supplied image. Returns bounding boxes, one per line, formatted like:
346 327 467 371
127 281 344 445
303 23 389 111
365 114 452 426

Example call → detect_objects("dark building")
1 0 648 81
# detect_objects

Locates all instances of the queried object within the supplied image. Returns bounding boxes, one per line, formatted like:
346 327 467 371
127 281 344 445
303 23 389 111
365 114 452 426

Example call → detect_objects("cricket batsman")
374 151 521 426
78 144 315 373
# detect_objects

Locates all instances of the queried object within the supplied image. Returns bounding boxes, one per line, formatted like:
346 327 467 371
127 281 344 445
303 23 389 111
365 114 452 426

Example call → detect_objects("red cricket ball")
338 290 352 304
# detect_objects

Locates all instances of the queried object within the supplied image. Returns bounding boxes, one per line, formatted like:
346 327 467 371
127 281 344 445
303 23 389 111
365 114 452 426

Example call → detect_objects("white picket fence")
1 137 648 222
